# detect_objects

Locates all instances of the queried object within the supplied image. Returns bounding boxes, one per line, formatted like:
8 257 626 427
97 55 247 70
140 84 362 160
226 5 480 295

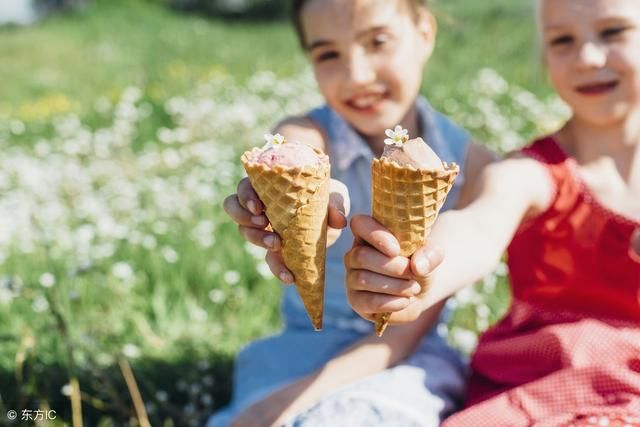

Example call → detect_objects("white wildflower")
208 289 225 304
32 296 49 313
0 288 13 304
122 343 141 358
142 234 157 250
263 133 285 148
451 327 478 354
476 304 491 319
112 262 135 282
256 261 272 279
161 246 179 263
223 270 240 285
61 384 73 397
190 306 208 322
384 125 409 146
39 273 56 288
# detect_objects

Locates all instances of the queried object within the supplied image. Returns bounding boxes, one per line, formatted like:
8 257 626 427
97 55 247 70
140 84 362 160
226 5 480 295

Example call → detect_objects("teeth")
351 94 382 109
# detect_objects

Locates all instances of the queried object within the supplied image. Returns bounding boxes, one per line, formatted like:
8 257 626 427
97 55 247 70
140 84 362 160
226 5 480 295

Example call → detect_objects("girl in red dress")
344 0 640 425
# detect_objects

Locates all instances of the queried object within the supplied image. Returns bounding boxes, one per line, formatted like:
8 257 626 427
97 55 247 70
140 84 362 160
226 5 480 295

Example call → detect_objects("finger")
347 269 421 297
345 245 412 279
265 250 294 284
237 178 264 215
328 181 348 229
410 244 444 278
327 204 347 230
238 226 281 250
350 215 400 257
224 195 269 228
347 289 414 315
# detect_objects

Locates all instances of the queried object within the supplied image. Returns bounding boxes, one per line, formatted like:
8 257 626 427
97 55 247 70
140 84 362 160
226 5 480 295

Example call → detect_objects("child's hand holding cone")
369 126 458 335
345 214 445 325
224 134 350 331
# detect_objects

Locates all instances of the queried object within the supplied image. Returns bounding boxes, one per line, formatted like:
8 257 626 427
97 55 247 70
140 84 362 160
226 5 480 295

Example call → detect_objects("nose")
576 41 607 69
346 48 376 86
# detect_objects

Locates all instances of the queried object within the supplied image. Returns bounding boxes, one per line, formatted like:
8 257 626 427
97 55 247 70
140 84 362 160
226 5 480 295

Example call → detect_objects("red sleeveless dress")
443 137 640 427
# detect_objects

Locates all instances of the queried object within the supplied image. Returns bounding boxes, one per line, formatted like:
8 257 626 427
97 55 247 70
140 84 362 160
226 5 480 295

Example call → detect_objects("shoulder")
455 142 498 208
273 115 328 153
479 154 555 220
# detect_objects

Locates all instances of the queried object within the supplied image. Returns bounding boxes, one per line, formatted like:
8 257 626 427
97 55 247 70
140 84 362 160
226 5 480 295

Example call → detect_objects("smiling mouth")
575 81 619 95
345 92 389 111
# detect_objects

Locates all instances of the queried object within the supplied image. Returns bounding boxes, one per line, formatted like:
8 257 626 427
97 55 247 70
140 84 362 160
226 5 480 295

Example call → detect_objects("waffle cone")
371 158 459 336
241 147 330 330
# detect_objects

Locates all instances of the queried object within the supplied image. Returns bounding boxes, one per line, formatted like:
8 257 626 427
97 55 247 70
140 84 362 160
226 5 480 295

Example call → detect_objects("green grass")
0 0 560 424
429 0 544 93
1 0 548 122
1 0 303 121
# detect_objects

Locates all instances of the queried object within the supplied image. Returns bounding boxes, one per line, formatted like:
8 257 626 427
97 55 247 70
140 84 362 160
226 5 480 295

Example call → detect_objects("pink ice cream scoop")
254 141 324 168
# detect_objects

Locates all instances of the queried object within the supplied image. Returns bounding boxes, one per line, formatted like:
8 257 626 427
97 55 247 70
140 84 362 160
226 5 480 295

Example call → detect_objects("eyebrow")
543 24 568 31
307 39 333 51
306 25 390 51
544 15 633 31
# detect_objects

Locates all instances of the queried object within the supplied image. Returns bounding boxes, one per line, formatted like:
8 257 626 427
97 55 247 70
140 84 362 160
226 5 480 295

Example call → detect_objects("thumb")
328 180 349 229
411 244 444 278
328 203 347 229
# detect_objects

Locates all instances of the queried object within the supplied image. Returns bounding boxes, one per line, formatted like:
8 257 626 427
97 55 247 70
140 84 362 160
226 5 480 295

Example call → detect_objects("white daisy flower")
263 133 286 149
383 125 409 146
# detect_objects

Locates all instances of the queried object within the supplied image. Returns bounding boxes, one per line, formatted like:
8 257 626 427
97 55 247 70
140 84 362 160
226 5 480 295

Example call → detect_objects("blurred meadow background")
0 0 569 425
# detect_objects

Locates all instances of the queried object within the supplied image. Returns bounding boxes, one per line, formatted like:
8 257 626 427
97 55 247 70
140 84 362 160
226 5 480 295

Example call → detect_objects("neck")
362 105 421 157
558 109 640 182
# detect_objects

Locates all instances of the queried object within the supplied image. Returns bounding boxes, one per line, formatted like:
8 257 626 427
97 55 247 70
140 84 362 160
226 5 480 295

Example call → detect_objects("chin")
351 123 386 138
576 111 627 127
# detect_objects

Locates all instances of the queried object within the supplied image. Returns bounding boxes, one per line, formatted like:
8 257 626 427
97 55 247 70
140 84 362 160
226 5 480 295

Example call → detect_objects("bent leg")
286 332 468 427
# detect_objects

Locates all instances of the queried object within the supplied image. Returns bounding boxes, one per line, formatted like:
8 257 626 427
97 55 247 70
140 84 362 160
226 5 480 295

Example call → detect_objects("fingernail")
247 200 258 215
426 247 443 263
337 211 348 226
411 282 422 295
280 271 293 283
387 241 400 256
252 215 266 226
416 256 429 276
263 234 275 248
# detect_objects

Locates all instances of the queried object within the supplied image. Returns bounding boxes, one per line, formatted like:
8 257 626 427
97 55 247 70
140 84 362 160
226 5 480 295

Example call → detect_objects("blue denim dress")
209 97 469 427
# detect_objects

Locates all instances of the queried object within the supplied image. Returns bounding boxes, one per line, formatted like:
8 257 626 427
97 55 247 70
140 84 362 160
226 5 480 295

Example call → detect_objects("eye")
315 51 339 62
601 26 628 39
549 35 574 46
371 33 390 47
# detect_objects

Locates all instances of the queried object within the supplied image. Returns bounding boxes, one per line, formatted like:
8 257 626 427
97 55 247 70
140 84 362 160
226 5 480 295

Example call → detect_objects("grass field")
0 0 568 424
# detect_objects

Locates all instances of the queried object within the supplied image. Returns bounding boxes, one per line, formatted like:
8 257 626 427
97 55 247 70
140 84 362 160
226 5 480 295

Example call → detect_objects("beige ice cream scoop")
382 137 445 170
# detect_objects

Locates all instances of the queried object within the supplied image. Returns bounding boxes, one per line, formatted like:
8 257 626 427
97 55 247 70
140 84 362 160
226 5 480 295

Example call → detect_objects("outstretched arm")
346 156 554 324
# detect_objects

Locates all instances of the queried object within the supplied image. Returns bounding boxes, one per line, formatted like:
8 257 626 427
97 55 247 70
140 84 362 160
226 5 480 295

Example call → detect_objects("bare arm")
455 141 499 209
